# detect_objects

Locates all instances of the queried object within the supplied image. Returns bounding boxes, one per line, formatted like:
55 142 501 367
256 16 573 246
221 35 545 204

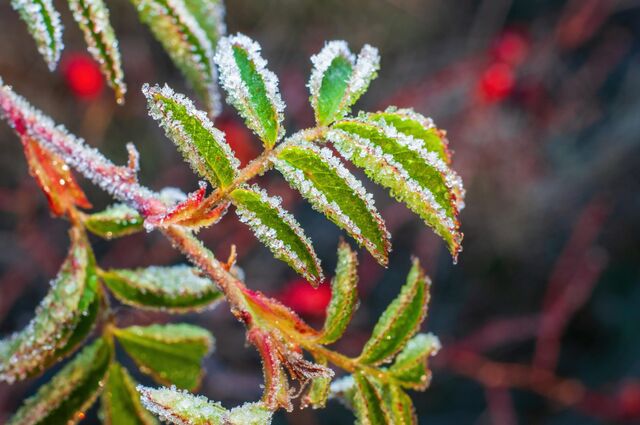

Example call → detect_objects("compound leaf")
358 259 429 365
389 333 440 390
100 265 223 313
114 323 213 390
0 227 99 383
329 115 464 260
316 240 358 344
132 0 220 114
7 337 112 425
101 362 158 425
67 0 126 103
308 41 379 126
215 34 284 148
274 140 389 265
85 204 144 239
230 185 322 285
11 0 63 71
144 84 239 188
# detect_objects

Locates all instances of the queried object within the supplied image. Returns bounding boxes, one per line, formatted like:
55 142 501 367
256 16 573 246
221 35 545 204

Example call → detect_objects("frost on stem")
0 80 165 217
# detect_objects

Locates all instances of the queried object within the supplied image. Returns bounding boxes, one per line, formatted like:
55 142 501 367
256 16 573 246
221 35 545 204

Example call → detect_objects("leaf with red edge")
22 136 91 216
248 328 291 411
145 183 229 230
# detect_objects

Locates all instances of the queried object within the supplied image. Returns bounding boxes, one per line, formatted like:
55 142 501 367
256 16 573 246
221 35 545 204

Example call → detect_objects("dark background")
1 0 640 423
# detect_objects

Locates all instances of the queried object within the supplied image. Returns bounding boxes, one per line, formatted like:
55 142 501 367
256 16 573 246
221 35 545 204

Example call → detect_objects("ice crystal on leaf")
11 0 64 71
215 33 285 148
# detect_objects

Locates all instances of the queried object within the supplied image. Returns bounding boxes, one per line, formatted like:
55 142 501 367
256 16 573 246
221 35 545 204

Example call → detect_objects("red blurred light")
277 278 332 318
216 117 259 166
493 31 529 66
62 53 104 100
479 63 515 103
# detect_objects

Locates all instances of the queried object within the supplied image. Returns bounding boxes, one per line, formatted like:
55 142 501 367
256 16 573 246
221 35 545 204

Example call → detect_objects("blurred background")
1 0 640 423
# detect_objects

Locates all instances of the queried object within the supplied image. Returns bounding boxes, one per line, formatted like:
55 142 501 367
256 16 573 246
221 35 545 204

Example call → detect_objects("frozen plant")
0 9 464 425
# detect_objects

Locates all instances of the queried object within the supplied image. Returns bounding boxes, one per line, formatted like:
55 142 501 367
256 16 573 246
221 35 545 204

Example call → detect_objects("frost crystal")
214 33 285 143
138 385 227 425
11 0 64 71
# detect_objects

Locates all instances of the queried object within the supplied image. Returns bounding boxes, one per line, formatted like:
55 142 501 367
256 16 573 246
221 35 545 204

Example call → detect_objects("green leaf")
101 363 158 425
85 204 144 239
182 0 225 48
274 140 390 265
309 41 379 126
100 265 223 313
11 0 63 71
67 0 126 103
131 0 220 114
358 259 429 365
215 34 284 148
329 116 464 260
138 385 226 424
316 240 358 344
7 337 112 425
0 227 98 383
139 386 273 425
230 185 323 285
389 333 440 390
114 323 213 390
144 84 239 188
369 107 452 165
301 355 331 409
352 373 387 425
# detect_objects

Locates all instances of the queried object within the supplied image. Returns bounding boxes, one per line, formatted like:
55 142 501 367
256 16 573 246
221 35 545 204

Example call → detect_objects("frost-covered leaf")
370 107 452 165
215 34 285 148
7 337 112 425
316 240 358 344
85 203 144 239
67 0 126 103
102 363 158 425
351 373 387 425
273 139 390 265
11 0 63 71
329 115 464 260
138 386 272 425
138 385 227 424
230 185 322 285
114 323 213 390
143 84 239 187
101 265 223 313
22 136 92 216
389 333 440 390
145 182 230 230
358 259 429 365
132 0 220 114
301 356 331 409
0 227 99 383
308 41 379 126
182 0 225 48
